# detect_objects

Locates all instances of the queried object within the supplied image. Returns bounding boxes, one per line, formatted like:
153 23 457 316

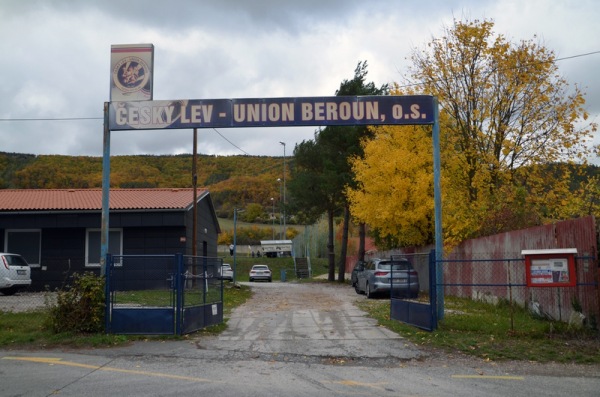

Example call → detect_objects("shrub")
46 272 105 333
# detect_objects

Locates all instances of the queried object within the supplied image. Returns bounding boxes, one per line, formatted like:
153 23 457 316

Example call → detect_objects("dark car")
355 257 419 299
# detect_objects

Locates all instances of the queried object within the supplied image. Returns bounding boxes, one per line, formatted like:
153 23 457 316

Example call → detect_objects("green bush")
46 272 105 333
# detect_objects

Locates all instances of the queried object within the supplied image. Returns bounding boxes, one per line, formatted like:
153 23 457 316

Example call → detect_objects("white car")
0 253 32 296
249 264 272 282
219 264 234 281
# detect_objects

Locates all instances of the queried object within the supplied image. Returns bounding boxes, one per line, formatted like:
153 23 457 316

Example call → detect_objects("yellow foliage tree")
348 19 598 248
347 124 434 246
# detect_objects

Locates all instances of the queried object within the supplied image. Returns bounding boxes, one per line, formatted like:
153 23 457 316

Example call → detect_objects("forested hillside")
0 152 287 216
1 151 597 228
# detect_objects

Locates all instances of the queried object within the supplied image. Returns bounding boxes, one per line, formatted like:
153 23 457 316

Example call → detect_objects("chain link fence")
368 248 599 329
441 252 598 326
0 291 53 313
0 257 81 314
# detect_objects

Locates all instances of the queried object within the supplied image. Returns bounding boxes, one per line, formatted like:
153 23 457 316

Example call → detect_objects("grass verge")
356 295 600 364
0 284 253 349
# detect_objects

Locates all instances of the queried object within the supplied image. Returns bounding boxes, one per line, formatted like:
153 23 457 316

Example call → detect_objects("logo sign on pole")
110 44 154 101
108 95 435 130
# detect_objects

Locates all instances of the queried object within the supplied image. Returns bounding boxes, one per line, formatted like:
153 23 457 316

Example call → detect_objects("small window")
5 230 41 267
86 229 122 267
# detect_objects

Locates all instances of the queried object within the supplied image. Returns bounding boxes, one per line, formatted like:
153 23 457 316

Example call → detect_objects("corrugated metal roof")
0 188 208 211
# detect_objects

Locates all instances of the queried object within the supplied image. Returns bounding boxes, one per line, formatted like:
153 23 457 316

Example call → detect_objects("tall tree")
348 19 598 247
289 61 388 282
327 61 388 281
288 132 345 280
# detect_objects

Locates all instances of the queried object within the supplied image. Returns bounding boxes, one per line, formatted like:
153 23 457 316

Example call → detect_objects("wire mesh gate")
390 250 438 331
104 253 224 335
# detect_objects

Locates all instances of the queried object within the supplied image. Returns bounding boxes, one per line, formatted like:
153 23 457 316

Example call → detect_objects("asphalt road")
1 282 599 396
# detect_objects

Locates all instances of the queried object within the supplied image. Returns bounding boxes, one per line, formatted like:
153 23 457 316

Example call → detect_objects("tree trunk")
338 205 350 282
358 222 366 262
327 208 335 282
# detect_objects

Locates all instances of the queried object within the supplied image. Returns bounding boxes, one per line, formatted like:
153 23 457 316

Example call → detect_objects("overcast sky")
1 0 598 161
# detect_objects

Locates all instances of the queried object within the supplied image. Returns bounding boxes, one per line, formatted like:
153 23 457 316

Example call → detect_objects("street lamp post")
277 178 282 239
270 197 275 240
279 141 286 240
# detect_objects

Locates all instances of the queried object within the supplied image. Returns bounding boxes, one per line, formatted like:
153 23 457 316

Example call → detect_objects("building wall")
124 226 187 255
184 198 220 258
0 206 220 290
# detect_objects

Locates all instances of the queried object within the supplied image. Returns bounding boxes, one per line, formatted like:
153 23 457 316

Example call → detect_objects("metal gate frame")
104 253 223 335
390 250 438 331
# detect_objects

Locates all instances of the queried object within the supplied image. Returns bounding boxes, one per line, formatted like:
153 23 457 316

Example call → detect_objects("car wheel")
268 278 272 282
0 288 17 296
354 284 361 294
366 283 373 299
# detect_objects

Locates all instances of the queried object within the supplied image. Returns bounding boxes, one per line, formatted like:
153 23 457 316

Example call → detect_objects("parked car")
0 253 32 296
350 260 365 287
355 257 419 299
249 264 272 282
219 263 234 281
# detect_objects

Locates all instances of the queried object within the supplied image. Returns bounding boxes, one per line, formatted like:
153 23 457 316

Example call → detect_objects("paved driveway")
3 282 600 396
195 281 422 364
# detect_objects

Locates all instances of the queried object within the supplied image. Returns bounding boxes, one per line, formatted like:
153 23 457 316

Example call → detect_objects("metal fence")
0 257 84 317
106 254 224 335
440 252 599 326
390 252 437 331
377 249 599 331
0 254 225 335
0 291 52 313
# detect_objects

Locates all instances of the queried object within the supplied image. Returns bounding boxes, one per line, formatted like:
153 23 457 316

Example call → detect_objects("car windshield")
253 265 268 270
378 261 411 271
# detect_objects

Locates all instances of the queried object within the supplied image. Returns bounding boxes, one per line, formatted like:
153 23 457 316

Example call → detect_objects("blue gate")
390 250 438 331
104 254 223 335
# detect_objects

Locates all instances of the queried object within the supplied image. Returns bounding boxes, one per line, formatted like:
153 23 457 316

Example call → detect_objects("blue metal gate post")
104 253 112 334
432 97 444 320
175 253 183 335
429 250 438 330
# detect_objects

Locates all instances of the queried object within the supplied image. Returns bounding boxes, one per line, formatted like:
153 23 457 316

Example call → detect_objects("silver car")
219 263 234 281
0 253 32 296
355 258 419 299
249 264 272 282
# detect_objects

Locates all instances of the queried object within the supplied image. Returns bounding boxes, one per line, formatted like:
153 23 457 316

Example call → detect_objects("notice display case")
522 249 577 287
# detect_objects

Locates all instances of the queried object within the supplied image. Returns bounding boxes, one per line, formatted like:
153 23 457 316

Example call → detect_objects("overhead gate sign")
108 95 435 130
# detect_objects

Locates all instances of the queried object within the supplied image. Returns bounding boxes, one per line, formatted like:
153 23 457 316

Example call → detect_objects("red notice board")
522 249 577 287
